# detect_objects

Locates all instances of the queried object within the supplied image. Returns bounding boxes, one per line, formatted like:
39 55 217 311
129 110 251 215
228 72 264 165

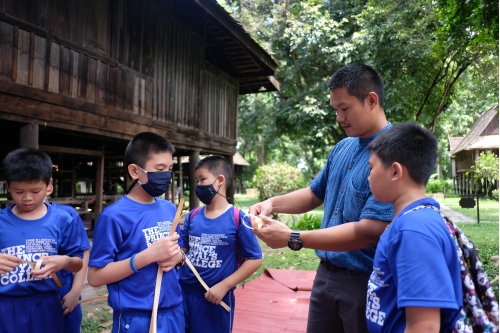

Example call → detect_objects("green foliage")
220 0 498 189
468 152 499 197
253 163 305 201
492 189 499 200
425 176 452 194
289 213 323 230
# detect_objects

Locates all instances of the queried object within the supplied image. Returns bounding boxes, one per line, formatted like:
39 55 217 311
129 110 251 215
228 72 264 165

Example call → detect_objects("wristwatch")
288 230 303 251
175 251 186 268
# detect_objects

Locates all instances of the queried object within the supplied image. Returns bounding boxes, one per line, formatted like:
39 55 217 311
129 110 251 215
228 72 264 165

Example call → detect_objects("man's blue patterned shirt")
310 124 394 273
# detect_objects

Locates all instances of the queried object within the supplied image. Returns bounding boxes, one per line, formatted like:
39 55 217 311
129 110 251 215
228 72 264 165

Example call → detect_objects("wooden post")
189 150 200 209
94 146 105 225
224 153 235 205
19 123 39 149
178 155 183 198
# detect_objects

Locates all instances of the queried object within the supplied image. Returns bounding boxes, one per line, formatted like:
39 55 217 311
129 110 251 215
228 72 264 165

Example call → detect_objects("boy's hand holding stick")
149 197 184 333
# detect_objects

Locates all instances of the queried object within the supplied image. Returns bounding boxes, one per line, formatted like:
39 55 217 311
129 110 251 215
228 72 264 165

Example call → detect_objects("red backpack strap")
189 206 204 223
233 206 240 228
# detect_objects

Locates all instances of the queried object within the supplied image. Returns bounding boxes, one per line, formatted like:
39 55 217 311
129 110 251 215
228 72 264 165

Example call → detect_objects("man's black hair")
195 155 232 190
327 63 385 108
124 132 175 169
367 122 437 185
3 148 53 185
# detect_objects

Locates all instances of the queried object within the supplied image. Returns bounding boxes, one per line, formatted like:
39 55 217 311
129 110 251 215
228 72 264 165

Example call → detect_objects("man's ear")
391 162 404 181
128 164 140 180
366 92 379 109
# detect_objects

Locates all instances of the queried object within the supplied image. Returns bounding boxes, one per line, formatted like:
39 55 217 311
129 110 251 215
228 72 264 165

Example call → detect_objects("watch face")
288 239 302 251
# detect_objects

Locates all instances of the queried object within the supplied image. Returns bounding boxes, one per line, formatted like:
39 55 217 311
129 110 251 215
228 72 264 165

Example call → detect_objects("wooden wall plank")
95 61 107 106
77 53 88 99
126 0 142 72
0 21 14 81
16 0 47 30
133 76 139 114
87 57 97 102
123 71 134 112
144 79 152 118
69 50 79 97
50 0 72 41
32 35 46 89
48 42 60 93
59 46 71 96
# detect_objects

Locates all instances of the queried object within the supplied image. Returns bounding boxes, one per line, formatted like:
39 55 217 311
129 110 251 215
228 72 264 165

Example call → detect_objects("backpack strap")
189 206 204 223
233 206 240 228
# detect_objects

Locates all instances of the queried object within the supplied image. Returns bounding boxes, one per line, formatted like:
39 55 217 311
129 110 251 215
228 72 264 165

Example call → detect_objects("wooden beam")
39 145 104 157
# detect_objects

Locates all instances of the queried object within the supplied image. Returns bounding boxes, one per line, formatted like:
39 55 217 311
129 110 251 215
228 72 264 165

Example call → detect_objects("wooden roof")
195 0 279 94
451 104 499 155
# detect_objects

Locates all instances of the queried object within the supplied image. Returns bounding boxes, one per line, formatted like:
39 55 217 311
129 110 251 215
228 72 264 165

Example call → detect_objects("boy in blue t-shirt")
180 155 262 333
50 203 91 333
365 123 462 333
0 148 84 333
88 132 185 333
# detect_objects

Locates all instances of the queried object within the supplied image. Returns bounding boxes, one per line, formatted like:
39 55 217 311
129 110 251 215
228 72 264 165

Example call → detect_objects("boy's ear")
46 178 54 196
391 162 404 181
216 175 225 188
128 164 140 180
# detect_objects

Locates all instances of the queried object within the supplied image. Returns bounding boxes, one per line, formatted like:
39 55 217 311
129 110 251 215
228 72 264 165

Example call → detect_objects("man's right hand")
0 253 21 274
249 199 273 216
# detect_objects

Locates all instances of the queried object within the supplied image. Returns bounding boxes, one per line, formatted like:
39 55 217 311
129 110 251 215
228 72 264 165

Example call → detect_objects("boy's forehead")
145 151 173 166
8 180 47 189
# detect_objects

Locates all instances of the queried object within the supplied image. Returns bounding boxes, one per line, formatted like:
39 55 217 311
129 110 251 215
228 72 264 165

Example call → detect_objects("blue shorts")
58 274 83 333
0 292 64 333
112 303 184 333
183 289 235 333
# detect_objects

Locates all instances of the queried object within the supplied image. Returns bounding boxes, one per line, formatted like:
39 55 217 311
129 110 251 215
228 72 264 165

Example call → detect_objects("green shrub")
492 189 499 200
252 163 305 201
289 213 323 230
425 177 452 194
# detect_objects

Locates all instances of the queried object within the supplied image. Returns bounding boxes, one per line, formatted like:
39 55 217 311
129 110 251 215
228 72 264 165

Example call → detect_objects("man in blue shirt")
251 63 394 333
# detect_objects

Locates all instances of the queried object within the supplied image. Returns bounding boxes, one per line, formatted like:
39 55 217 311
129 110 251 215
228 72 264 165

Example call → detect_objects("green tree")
468 151 499 197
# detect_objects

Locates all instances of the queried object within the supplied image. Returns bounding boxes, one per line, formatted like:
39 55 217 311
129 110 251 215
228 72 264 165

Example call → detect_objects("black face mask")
137 166 172 197
195 182 218 205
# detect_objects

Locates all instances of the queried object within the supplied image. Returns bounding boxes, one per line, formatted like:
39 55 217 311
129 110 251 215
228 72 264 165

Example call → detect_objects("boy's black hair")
327 63 385 108
3 148 53 185
124 132 175 169
367 122 437 185
195 155 232 189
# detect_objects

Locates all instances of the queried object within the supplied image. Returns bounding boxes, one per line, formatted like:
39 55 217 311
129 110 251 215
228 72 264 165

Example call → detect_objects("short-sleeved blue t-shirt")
179 205 262 293
89 195 183 311
366 197 462 333
310 124 394 273
0 203 83 296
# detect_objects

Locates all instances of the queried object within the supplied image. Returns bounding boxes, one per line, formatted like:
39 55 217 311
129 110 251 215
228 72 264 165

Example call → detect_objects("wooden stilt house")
0 0 278 230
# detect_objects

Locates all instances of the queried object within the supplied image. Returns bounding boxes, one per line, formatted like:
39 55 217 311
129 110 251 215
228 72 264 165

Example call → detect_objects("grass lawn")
434 195 499 222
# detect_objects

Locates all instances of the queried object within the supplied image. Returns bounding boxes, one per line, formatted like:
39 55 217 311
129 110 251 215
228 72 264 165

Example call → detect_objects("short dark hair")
367 123 437 185
3 148 53 185
124 132 175 169
195 155 232 189
327 63 385 108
